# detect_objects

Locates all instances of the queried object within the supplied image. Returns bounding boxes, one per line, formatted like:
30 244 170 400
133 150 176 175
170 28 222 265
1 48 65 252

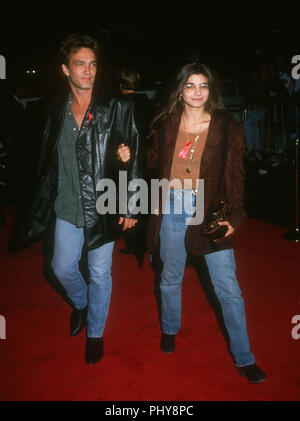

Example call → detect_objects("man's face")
62 47 97 91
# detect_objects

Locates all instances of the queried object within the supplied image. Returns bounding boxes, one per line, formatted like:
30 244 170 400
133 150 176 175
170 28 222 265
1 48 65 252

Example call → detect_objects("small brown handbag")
201 200 228 243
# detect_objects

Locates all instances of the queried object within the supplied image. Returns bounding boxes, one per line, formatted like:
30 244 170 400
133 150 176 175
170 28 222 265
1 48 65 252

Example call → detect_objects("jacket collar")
63 90 109 136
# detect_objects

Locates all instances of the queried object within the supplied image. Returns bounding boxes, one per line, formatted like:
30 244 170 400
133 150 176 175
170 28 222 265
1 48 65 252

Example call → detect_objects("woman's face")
182 73 209 109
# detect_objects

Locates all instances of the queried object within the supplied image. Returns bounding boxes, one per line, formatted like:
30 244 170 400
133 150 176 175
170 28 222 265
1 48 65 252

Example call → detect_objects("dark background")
1 10 299 232
1 10 299 96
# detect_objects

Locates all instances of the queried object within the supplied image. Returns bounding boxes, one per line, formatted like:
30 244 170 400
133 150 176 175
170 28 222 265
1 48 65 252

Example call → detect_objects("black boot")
70 306 88 336
237 364 267 384
160 333 176 353
85 337 104 364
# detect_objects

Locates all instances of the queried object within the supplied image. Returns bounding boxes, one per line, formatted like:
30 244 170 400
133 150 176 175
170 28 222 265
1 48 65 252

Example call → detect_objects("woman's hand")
118 217 137 231
218 221 235 237
117 143 130 163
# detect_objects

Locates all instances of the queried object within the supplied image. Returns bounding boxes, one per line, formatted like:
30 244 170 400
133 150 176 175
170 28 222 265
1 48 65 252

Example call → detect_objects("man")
27 34 142 364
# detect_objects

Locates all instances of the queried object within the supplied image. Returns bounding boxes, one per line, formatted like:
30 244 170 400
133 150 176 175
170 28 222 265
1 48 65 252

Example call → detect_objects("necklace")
183 118 201 173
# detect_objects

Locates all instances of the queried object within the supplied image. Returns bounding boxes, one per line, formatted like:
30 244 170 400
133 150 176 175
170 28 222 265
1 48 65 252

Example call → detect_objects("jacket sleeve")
36 115 51 179
225 122 247 230
122 101 145 219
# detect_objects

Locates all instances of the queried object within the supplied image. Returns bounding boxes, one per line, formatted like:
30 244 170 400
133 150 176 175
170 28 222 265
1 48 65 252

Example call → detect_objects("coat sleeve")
122 101 145 219
225 121 247 230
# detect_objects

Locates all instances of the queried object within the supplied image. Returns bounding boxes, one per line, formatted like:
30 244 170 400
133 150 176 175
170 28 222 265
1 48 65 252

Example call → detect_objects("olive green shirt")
54 99 85 227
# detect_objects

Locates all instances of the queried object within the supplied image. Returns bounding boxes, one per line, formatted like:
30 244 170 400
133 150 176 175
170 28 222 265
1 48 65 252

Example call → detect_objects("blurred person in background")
118 66 153 262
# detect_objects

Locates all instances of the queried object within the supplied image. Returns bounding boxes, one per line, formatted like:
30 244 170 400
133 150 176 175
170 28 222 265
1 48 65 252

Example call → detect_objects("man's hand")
118 217 137 231
218 221 235 237
117 143 130 163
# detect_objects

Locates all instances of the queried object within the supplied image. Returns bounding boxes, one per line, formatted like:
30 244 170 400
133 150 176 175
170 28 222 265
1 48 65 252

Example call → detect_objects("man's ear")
62 64 69 77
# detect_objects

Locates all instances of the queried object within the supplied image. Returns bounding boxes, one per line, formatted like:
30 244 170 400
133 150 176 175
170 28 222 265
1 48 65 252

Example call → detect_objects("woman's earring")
178 94 182 102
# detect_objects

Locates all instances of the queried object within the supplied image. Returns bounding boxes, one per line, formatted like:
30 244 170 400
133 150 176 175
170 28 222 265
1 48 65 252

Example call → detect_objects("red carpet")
0 206 300 401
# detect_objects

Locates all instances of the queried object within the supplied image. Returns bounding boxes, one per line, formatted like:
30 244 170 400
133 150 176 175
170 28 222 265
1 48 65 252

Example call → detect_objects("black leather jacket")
27 92 143 250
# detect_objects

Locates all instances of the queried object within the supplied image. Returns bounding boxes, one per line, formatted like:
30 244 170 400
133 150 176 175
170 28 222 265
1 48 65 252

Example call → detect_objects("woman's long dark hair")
151 62 224 130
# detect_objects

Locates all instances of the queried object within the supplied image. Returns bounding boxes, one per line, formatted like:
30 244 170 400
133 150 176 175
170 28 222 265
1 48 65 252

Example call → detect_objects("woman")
145 62 266 384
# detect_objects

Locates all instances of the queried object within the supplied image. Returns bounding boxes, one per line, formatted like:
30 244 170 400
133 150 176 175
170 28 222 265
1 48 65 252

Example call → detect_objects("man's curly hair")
59 34 100 66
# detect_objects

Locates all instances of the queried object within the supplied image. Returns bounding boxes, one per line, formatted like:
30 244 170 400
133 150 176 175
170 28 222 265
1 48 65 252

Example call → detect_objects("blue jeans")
159 189 255 367
52 218 114 338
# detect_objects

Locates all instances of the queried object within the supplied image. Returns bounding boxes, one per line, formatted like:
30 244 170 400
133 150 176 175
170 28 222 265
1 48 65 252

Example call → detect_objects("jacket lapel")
78 102 106 137
159 113 181 178
199 111 226 213
199 111 224 180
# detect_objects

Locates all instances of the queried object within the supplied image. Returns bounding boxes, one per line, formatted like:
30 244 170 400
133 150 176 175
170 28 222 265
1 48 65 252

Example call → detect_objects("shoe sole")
237 368 267 384
85 357 103 365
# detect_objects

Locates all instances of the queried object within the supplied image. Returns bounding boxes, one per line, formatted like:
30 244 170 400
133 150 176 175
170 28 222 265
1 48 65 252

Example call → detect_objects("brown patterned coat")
146 110 247 256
